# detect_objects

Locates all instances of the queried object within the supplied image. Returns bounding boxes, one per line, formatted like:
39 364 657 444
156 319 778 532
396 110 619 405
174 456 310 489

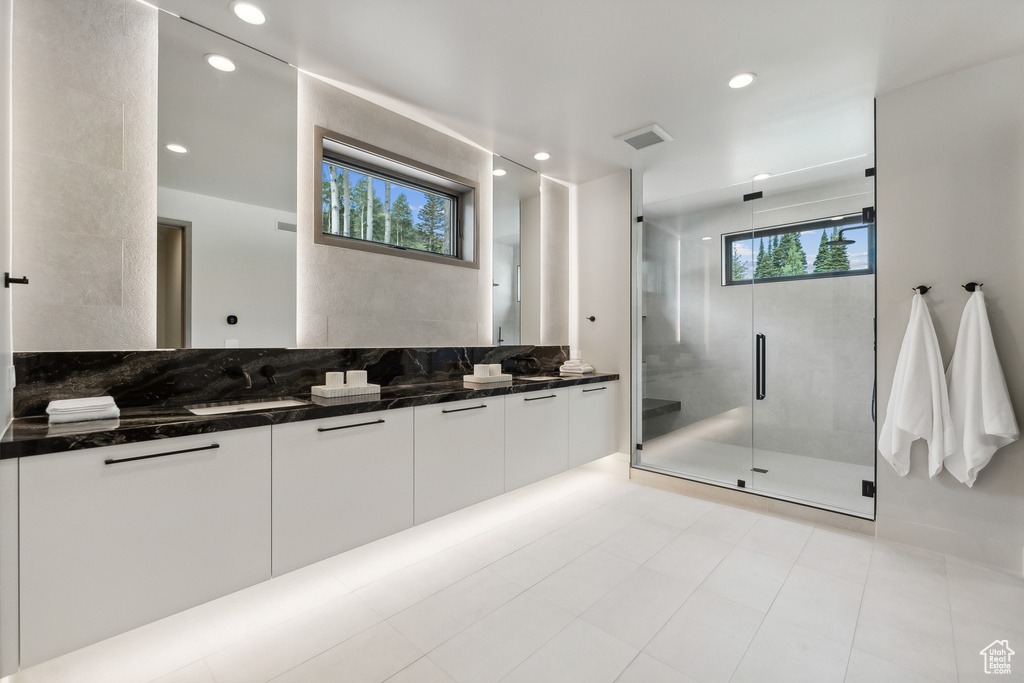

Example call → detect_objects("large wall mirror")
14 7 551 352
157 15 298 349
491 155 540 346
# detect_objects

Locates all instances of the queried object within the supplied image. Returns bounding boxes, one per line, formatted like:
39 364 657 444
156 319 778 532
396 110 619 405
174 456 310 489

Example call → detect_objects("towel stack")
560 351 594 376
46 396 120 424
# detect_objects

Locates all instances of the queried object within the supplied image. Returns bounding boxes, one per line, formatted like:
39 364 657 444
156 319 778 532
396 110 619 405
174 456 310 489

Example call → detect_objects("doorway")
156 220 189 349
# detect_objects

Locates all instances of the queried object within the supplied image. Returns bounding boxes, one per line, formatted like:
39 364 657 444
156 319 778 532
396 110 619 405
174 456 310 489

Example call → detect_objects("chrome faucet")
225 366 252 389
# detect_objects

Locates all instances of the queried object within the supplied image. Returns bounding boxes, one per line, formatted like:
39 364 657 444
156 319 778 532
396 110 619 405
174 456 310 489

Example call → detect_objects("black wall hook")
913 285 931 295
962 282 983 292
4 273 28 288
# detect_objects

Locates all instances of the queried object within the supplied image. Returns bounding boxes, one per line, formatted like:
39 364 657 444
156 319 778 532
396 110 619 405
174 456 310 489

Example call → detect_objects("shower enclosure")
634 157 876 518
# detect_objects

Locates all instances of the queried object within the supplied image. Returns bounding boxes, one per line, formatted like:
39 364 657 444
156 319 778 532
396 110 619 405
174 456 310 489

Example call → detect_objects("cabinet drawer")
414 397 505 524
271 409 414 575
568 382 619 467
19 427 271 667
504 388 569 490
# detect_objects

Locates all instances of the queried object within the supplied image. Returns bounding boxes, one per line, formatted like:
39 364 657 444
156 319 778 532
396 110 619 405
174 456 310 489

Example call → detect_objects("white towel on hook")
877 292 955 477
943 291 1018 486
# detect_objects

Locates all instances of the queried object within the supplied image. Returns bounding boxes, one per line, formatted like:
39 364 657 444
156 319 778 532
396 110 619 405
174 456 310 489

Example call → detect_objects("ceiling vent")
616 123 673 150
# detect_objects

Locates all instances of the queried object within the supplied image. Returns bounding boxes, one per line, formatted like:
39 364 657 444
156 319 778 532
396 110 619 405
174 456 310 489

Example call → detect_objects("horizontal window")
314 128 478 268
321 160 458 257
723 212 874 286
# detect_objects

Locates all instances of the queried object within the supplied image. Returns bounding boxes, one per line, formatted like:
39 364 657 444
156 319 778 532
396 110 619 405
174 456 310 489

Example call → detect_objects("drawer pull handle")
104 443 219 465
525 394 557 402
582 387 607 393
318 418 385 433
442 404 487 414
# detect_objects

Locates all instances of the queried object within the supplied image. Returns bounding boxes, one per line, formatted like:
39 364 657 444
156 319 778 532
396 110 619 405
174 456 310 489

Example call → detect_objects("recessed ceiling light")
701 236 713 241
230 1 266 25
533 152 550 161
492 168 507 177
753 173 772 181
728 72 756 89
831 216 844 220
165 143 188 154
205 53 236 72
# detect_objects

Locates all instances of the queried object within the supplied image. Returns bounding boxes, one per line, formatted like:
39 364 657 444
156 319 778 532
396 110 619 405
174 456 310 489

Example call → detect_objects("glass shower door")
747 158 876 516
636 184 755 489
634 157 877 520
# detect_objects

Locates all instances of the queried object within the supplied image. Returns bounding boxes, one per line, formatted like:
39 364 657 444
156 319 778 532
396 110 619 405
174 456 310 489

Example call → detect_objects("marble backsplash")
13 346 569 418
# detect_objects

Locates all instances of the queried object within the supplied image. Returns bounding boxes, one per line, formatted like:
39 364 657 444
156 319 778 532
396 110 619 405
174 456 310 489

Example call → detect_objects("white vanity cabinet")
413 397 505 524
18 426 272 667
568 381 619 467
271 409 414 576
504 388 569 491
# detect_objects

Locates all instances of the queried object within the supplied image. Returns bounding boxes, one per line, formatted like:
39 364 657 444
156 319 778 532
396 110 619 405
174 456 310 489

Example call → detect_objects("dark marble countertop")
1 373 619 459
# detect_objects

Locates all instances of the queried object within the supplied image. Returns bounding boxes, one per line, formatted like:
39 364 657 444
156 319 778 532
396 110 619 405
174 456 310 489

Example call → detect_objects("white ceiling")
152 0 1024 203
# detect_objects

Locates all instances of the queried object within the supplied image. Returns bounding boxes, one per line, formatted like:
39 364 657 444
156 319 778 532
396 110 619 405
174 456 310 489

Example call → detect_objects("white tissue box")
311 384 381 398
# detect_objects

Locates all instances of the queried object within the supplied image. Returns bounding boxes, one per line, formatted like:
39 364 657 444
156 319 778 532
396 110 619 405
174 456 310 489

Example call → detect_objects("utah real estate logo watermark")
980 640 1015 675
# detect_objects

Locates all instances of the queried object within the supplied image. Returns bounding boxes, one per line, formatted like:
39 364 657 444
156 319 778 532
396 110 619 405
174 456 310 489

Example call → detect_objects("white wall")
12 0 157 351
158 187 297 348
574 170 632 453
876 53 1024 575
297 73 492 347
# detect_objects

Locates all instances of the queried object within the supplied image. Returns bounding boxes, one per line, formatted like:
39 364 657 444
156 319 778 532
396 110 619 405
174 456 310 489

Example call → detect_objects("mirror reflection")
491 156 540 345
157 15 298 349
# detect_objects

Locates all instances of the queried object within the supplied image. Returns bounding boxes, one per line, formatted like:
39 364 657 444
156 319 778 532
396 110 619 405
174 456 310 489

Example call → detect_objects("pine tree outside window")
722 212 874 285
321 160 457 257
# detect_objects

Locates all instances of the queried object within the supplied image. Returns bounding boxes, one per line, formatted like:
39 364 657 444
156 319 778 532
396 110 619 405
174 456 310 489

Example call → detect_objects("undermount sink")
517 376 561 382
185 398 306 416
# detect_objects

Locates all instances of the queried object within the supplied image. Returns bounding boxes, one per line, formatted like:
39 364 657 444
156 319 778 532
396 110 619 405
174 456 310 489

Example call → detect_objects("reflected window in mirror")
315 128 479 269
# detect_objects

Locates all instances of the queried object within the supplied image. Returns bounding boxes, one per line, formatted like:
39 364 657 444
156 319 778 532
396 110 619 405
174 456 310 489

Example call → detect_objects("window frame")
722 212 875 286
313 126 479 269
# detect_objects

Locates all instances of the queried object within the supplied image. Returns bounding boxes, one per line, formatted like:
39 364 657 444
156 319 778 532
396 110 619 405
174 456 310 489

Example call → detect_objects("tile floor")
4 455 1023 683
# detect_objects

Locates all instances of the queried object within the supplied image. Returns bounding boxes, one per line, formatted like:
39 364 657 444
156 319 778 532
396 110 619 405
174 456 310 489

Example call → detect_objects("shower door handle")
756 333 766 400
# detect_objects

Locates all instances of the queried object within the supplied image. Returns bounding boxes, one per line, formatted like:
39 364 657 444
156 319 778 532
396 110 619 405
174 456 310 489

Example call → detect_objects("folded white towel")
877 292 955 477
48 403 120 423
559 359 594 375
560 365 594 375
47 418 120 436
943 291 1018 487
46 396 117 415
48 404 120 424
